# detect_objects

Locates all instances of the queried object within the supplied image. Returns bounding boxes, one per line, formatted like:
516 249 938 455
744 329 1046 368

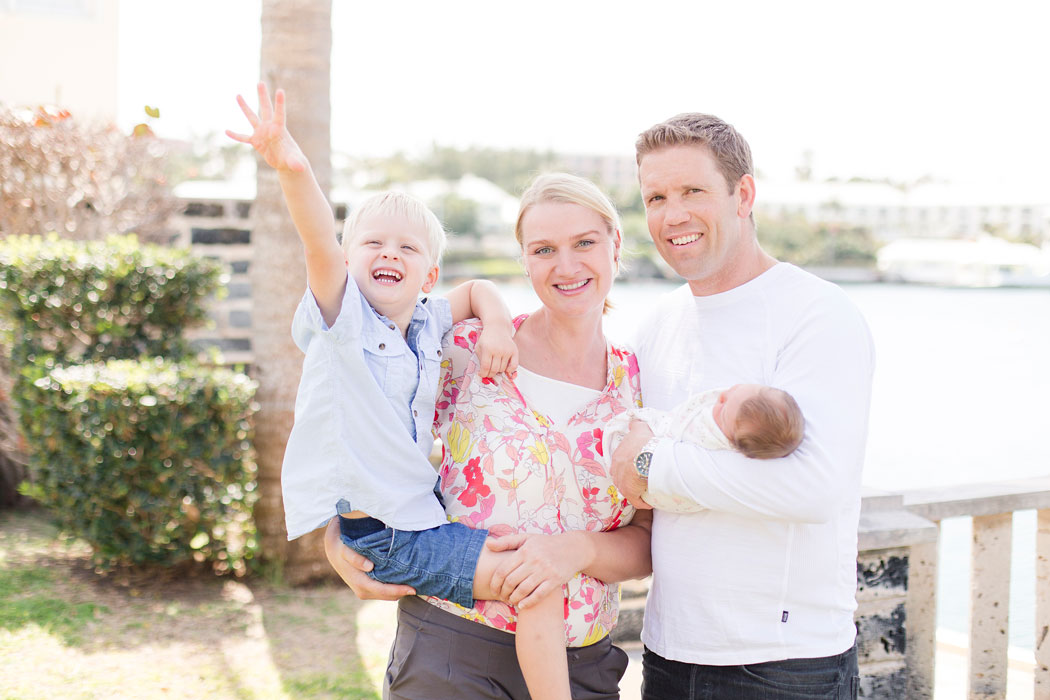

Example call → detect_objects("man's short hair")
342 191 447 265
635 113 754 194
732 387 805 460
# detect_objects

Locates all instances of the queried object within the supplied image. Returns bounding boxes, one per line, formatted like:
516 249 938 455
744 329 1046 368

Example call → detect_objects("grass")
0 509 397 699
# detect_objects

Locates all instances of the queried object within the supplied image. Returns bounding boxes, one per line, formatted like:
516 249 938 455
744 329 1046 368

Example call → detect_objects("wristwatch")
634 439 659 480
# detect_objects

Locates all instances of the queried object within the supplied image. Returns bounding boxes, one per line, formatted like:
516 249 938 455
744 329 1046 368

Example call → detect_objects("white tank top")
513 366 602 426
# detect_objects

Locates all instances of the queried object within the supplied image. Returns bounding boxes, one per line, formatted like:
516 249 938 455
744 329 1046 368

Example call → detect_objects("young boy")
603 384 805 511
228 83 571 700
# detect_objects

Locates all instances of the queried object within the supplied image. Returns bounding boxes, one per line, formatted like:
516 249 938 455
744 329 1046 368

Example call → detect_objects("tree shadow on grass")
0 510 383 699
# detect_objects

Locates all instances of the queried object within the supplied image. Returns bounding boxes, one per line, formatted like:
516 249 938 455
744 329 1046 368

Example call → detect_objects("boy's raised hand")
226 82 306 173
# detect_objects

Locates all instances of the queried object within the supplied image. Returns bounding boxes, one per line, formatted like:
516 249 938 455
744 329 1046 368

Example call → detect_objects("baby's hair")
731 388 805 459
341 191 447 265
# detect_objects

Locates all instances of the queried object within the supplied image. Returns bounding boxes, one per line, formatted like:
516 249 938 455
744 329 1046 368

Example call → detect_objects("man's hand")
610 420 655 510
323 517 415 600
226 82 307 173
475 324 519 379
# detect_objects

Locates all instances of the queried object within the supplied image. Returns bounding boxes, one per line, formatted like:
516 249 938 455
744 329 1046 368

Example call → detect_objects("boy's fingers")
257 82 273 121
274 88 286 127
235 95 260 126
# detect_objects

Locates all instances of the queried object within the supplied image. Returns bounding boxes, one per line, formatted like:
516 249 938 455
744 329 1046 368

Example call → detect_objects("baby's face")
345 212 439 320
712 384 765 438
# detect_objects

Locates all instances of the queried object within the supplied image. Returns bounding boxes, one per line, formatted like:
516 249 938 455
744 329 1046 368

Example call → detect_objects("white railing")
901 477 1050 699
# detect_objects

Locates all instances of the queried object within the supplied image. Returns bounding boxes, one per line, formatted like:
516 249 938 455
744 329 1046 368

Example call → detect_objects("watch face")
634 451 653 478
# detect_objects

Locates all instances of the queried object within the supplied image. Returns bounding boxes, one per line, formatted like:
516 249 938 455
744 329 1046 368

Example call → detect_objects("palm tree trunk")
254 0 332 583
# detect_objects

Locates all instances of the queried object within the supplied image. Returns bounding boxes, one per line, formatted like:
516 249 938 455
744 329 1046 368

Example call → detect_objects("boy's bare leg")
474 541 571 700
515 594 571 700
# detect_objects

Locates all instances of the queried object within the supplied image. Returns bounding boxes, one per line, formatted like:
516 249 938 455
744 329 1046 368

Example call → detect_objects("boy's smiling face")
345 212 439 329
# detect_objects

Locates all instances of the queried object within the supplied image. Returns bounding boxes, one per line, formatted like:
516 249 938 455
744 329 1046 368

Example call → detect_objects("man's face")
638 144 753 296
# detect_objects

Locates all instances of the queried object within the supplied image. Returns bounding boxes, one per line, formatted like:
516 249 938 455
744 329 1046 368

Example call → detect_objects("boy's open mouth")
372 268 403 284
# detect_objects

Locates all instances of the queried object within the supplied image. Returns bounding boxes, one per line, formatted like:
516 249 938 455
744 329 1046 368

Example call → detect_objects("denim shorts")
338 515 488 609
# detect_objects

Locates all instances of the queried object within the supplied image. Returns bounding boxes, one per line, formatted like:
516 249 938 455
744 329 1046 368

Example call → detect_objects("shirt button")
378 343 386 350
413 410 418 417
388 324 395 330
437 350 442 356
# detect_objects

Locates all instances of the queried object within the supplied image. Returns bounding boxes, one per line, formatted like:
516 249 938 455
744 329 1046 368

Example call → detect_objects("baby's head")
714 384 805 459
341 191 447 318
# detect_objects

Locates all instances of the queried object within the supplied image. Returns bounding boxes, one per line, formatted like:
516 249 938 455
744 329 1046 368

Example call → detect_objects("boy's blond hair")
732 388 805 459
341 191 447 265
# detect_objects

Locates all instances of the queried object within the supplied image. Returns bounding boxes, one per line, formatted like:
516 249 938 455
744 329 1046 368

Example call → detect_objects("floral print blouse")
424 315 643 646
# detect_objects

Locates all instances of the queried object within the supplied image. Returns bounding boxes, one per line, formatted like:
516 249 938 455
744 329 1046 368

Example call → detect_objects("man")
610 114 874 699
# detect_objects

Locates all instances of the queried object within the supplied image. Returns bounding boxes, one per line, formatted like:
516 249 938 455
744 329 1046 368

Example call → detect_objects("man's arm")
623 295 875 523
445 280 518 377
227 83 346 325
323 517 415 600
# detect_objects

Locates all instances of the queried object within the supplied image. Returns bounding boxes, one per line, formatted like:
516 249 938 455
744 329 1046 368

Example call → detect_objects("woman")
324 173 652 699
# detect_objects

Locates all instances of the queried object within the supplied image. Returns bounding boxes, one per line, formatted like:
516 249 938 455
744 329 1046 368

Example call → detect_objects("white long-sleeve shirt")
633 263 874 665
281 275 451 540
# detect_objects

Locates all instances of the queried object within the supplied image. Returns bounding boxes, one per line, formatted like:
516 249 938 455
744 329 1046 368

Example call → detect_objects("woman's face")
519 201 620 319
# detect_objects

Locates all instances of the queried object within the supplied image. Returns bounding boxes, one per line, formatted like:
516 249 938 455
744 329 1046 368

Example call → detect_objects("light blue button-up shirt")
281 273 452 539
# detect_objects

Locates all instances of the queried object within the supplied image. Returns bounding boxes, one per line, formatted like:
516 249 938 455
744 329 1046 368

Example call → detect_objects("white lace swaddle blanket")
603 388 733 512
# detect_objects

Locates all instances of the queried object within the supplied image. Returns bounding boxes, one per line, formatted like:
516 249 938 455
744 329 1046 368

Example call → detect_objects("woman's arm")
486 510 653 608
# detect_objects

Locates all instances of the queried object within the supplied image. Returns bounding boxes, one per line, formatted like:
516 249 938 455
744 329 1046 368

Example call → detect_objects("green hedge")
0 233 225 363
18 358 258 571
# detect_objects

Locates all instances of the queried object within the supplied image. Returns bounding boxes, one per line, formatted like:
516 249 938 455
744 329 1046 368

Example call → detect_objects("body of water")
444 278 1050 649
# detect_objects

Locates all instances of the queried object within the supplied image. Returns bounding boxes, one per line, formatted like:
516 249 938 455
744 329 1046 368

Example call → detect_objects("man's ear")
736 174 757 220
421 264 440 293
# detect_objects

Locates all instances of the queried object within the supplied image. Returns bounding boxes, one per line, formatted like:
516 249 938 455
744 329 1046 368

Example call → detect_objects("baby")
603 384 805 511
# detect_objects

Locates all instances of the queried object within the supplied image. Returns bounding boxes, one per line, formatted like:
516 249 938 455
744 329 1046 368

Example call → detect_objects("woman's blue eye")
535 247 553 255
578 239 594 248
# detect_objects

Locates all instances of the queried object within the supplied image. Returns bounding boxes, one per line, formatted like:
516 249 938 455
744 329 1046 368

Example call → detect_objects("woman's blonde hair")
514 173 622 313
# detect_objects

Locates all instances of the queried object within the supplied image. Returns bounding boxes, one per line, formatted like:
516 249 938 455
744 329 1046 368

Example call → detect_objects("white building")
757 180 1049 243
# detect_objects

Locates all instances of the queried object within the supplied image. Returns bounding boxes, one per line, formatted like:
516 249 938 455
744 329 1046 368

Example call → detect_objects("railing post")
970 512 1013 699
907 523 940 699
1036 508 1050 697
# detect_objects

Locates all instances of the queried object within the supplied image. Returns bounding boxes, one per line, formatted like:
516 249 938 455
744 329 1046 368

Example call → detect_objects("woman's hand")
486 532 589 609
322 517 415 600
226 82 307 173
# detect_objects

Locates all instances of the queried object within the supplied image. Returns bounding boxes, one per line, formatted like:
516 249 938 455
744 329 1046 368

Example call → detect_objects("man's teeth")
670 233 701 246
556 280 587 291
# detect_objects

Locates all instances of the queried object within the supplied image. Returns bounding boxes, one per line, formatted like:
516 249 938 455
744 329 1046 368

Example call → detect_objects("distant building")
557 153 637 194
0 0 119 120
757 180 1049 244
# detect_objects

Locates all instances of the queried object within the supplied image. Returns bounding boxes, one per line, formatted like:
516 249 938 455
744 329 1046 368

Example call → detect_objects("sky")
118 0 1050 188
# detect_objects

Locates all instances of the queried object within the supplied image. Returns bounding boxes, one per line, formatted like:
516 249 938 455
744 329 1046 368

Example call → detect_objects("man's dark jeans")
641 644 859 699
